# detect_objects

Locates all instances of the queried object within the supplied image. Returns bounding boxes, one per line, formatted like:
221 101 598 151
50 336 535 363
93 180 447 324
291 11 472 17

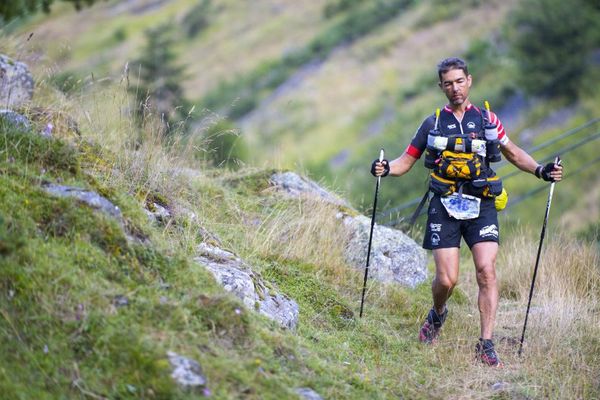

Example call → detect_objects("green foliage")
130 22 191 136
505 0 600 98
203 119 248 169
0 214 26 255
182 0 212 39
49 70 84 94
112 26 127 43
323 0 362 19
0 121 80 174
0 0 100 23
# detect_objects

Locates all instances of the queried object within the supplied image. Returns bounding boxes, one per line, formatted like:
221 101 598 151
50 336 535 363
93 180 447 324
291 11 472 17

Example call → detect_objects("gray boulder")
343 214 427 288
195 243 299 330
270 171 349 207
268 171 428 288
0 54 34 108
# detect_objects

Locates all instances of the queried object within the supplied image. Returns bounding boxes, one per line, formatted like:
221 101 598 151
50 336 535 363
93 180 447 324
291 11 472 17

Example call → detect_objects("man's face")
439 68 472 106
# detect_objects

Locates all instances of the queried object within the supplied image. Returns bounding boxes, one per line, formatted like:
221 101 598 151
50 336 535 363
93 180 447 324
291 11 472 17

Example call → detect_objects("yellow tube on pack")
495 188 508 211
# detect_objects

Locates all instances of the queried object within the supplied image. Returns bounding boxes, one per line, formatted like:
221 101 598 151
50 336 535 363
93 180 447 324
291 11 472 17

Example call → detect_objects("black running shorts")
423 195 499 250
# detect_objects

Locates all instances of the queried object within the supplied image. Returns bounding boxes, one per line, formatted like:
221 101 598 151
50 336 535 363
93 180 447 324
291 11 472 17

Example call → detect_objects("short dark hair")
437 57 469 81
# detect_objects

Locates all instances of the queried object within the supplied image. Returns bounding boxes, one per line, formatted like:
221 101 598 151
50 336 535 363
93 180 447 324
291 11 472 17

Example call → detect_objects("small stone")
0 109 30 130
167 351 207 388
113 295 129 308
295 387 323 400
491 381 511 392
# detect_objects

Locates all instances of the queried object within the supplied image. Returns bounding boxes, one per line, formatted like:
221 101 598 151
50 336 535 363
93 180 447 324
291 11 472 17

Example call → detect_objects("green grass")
3 0 600 396
1 96 599 398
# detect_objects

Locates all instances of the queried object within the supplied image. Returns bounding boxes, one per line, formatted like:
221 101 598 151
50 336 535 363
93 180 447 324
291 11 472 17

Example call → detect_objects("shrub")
203 119 248 169
505 0 600 98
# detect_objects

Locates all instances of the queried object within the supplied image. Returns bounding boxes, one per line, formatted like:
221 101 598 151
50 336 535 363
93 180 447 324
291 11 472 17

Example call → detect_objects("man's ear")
467 74 472 87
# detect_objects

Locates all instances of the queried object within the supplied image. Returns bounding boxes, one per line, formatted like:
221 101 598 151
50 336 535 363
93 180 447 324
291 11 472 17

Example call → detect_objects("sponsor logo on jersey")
467 121 476 129
447 124 457 129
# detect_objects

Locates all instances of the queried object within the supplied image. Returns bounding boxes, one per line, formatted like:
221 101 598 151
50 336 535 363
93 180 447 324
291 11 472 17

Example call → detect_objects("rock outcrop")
343 214 427 288
270 172 428 288
194 243 299 330
270 171 349 207
0 54 34 108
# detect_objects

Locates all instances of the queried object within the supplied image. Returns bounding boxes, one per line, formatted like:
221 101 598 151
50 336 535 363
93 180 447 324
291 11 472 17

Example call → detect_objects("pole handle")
379 149 385 162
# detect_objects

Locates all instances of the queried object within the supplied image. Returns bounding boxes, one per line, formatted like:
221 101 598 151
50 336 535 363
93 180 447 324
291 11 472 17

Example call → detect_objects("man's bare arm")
500 140 563 181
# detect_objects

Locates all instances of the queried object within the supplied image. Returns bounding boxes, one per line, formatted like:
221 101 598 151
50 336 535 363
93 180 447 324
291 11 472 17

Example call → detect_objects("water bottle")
484 101 501 163
424 108 442 169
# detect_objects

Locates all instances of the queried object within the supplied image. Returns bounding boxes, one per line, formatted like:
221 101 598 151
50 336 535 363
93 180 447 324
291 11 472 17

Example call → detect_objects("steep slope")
0 79 599 398
7 0 600 233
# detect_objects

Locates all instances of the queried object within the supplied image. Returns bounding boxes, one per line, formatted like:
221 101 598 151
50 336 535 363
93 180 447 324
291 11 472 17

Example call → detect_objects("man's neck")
449 101 471 120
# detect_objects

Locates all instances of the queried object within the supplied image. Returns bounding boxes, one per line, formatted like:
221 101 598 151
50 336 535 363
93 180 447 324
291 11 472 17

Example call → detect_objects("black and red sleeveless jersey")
405 103 508 159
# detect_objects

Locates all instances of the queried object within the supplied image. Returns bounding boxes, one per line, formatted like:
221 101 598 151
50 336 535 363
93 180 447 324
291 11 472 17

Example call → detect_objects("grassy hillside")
0 77 599 398
1 3 600 397
6 0 600 236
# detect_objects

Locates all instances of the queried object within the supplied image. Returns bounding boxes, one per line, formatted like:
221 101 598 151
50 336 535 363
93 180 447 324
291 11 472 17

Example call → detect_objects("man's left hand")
538 162 563 182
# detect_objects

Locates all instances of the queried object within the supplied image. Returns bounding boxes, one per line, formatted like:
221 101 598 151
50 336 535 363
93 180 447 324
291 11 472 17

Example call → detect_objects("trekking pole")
360 149 385 318
518 156 561 356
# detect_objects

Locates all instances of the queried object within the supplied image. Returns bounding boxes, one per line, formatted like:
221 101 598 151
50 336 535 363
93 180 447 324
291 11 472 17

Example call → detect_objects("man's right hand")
371 159 390 177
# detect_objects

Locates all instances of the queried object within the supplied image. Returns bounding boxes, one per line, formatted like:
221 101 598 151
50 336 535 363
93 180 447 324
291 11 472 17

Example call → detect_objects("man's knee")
476 264 497 286
434 273 458 291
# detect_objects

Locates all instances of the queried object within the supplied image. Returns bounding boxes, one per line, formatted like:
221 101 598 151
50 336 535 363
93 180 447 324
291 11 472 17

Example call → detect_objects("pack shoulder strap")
408 189 431 229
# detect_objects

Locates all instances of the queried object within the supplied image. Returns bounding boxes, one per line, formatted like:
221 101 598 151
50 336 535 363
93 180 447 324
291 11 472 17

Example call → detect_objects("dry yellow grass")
433 231 600 399
246 195 352 277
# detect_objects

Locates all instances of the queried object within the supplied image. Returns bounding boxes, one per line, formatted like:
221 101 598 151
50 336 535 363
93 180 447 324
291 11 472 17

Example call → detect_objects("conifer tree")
130 23 191 137
0 0 98 23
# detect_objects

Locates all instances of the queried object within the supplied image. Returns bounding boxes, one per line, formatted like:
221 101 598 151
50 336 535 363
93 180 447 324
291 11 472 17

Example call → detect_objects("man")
371 57 563 366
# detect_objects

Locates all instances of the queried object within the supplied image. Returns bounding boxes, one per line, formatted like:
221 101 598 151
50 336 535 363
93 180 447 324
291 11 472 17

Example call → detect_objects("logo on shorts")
430 223 442 232
431 233 441 246
467 121 476 129
479 224 498 238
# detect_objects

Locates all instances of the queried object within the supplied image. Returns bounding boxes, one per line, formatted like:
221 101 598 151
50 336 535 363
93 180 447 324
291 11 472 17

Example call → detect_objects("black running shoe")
418 307 448 344
475 338 503 367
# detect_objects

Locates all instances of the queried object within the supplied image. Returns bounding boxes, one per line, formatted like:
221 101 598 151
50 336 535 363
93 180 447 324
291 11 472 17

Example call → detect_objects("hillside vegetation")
0 75 599 399
1 1 600 398
6 0 600 236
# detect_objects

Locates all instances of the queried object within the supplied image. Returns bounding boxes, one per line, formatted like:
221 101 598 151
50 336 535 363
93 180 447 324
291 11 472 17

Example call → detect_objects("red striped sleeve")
405 144 422 158
489 111 508 144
